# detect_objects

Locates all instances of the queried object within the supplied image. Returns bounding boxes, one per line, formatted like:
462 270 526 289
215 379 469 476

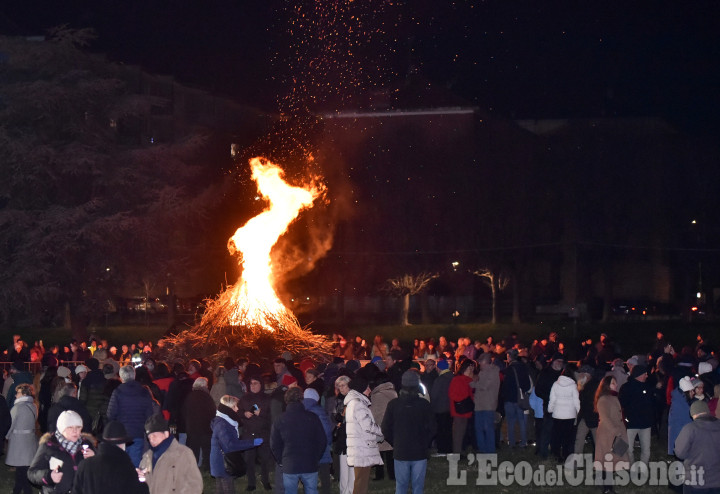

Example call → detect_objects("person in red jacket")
448 359 475 453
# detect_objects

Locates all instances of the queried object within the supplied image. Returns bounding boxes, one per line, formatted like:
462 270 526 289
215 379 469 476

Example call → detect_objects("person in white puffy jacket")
547 367 580 463
344 376 383 494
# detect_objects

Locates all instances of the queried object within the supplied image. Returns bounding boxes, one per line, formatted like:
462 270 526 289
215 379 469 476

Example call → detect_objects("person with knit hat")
139 413 203 494
302 388 333 494
73 421 149 494
674 399 720 493
669 375 697 455
28 410 96 494
381 370 436 494
344 376 383 494
619 364 653 469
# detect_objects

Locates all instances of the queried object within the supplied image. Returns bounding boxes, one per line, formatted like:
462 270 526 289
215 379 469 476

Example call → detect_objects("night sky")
2 1 720 316
2 1 719 132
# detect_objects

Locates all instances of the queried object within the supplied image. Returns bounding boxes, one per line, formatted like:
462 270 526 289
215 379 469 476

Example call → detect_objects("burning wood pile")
164 157 333 363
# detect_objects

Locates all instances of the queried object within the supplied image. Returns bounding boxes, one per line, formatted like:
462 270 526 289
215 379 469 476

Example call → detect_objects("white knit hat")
56 410 83 433
698 362 712 376
679 376 694 392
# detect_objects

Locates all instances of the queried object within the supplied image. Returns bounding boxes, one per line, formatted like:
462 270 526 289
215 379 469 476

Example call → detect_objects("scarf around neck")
54 430 82 456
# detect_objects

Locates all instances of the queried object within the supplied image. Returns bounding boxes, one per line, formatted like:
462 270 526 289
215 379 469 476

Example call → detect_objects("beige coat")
594 394 629 471
139 437 203 494
470 365 500 411
370 382 397 452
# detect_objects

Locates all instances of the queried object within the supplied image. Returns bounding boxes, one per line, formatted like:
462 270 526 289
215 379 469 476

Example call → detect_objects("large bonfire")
165 157 333 363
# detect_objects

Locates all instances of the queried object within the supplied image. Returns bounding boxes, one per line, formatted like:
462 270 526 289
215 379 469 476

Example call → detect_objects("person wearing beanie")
209 397 263 494
238 375 273 491
28 410 96 494
669 374 698 456
674 398 720 492
73 421 150 494
619 361 653 470
344 376 384 494
370 373 397 482
139 414 203 494
381 369 436 494
302 388 334 494
7 361 33 409
429 359 453 455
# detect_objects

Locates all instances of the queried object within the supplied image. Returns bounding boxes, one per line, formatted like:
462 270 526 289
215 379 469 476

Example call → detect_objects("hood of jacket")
556 375 576 388
344 389 370 407
371 381 396 396
478 364 500 380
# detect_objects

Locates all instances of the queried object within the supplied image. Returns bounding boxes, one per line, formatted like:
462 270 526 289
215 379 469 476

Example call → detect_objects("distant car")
611 300 678 318
127 296 167 313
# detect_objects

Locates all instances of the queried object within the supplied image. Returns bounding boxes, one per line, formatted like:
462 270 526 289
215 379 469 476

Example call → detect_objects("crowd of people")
0 329 718 494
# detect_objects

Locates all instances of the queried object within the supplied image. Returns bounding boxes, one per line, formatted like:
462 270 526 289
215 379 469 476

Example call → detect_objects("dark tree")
0 31 226 339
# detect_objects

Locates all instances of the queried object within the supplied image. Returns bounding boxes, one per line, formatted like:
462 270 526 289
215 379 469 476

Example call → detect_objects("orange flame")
225 157 323 331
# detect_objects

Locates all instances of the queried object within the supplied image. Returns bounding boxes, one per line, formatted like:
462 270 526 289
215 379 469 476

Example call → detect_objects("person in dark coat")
574 366 600 454
428 360 453 454
47 382 93 434
28 410 97 494
500 350 532 448
302 388 333 494
7 361 33 409
210 395 263 494
38 367 59 434
618 364 654 468
182 377 216 471
162 365 194 444
381 370 436 494
107 365 155 467
71 421 149 494
534 354 563 457
270 387 326 494
78 358 106 425
238 375 273 491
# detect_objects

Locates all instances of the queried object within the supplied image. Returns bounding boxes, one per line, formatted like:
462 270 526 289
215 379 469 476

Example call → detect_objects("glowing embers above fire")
222 157 324 331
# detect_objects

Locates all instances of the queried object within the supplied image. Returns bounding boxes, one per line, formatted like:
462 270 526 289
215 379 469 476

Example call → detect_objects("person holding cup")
29 410 96 494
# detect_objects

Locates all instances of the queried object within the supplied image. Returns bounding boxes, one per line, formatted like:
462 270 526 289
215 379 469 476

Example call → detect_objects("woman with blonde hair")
594 376 629 494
